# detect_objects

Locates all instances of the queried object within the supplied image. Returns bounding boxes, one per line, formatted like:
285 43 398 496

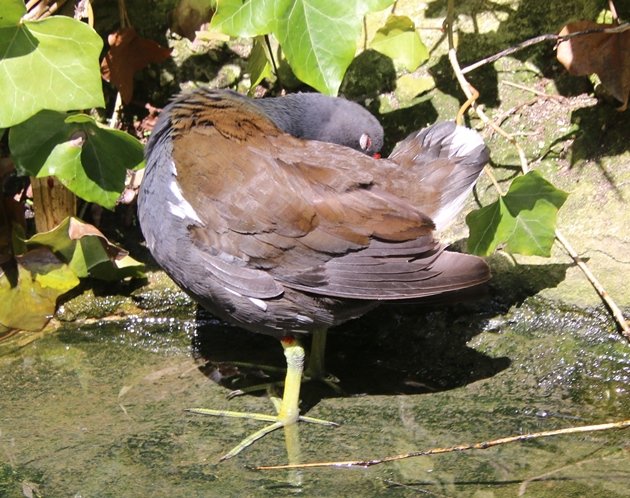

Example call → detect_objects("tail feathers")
389 122 489 231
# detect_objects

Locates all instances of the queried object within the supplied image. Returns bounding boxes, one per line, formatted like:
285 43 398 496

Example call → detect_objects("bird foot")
188 337 339 461
185 406 338 461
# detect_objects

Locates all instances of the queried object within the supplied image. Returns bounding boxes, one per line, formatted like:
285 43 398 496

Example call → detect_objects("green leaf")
0 248 79 331
369 15 428 72
9 111 144 209
0 0 26 26
276 0 362 95
505 169 568 211
0 15 104 127
210 0 282 36
467 171 569 257
466 201 504 256
211 0 395 95
26 217 145 281
26 218 76 261
502 198 561 255
248 37 274 89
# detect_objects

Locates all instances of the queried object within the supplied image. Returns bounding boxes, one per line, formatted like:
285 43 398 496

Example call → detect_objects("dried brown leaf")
101 27 171 104
66 217 128 261
557 21 630 110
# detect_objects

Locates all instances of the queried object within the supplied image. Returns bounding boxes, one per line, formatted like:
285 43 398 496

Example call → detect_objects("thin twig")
263 35 281 87
24 0 67 20
609 0 619 22
444 2 529 172
109 91 123 129
445 1 629 338
555 231 630 339
500 80 565 101
462 33 557 75
255 419 630 470
492 98 536 129
118 0 130 28
362 15 368 51
461 22 630 75
483 165 505 196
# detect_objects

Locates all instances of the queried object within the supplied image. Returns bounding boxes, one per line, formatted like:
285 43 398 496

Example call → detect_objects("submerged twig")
517 447 611 496
256 419 630 470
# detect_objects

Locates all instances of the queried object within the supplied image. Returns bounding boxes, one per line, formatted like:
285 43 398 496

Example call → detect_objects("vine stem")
445 0 629 340
555 231 630 340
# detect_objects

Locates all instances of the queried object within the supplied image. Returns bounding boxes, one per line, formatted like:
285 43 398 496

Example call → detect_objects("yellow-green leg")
303 328 342 393
187 336 337 461
227 328 341 398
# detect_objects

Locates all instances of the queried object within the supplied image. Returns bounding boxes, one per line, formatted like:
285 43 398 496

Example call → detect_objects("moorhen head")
138 88 490 460
252 91 384 155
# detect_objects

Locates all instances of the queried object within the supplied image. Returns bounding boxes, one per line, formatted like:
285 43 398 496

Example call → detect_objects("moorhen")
138 88 490 460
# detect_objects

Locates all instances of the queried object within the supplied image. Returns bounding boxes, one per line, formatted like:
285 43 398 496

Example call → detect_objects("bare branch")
461 22 630 75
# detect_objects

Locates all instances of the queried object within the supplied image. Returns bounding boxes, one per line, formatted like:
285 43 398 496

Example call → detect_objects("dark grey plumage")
252 92 384 155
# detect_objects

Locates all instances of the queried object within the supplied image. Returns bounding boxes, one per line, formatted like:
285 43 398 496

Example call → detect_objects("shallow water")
1 296 629 497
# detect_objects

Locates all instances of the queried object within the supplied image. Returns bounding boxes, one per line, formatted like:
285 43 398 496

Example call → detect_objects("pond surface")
1 290 629 497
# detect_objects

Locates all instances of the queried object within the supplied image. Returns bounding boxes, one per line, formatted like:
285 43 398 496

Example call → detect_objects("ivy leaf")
248 37 274 90
465 201 504 256
210 0 395 95
467 171 569 257
210 0 280 36
9 111 144 209
0 0 26 26
26 217 145 281
0 247 80 331
369 15 428 72
275 1 363 95
0 12 104 128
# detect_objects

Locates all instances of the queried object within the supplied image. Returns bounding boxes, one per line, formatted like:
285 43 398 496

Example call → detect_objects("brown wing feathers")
163 88 489 301
387 122 489 230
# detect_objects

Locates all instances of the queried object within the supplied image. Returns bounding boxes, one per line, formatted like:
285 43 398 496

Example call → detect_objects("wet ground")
1 286 629 497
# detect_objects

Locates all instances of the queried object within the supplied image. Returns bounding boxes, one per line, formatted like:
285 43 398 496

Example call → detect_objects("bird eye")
359 133 372 151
